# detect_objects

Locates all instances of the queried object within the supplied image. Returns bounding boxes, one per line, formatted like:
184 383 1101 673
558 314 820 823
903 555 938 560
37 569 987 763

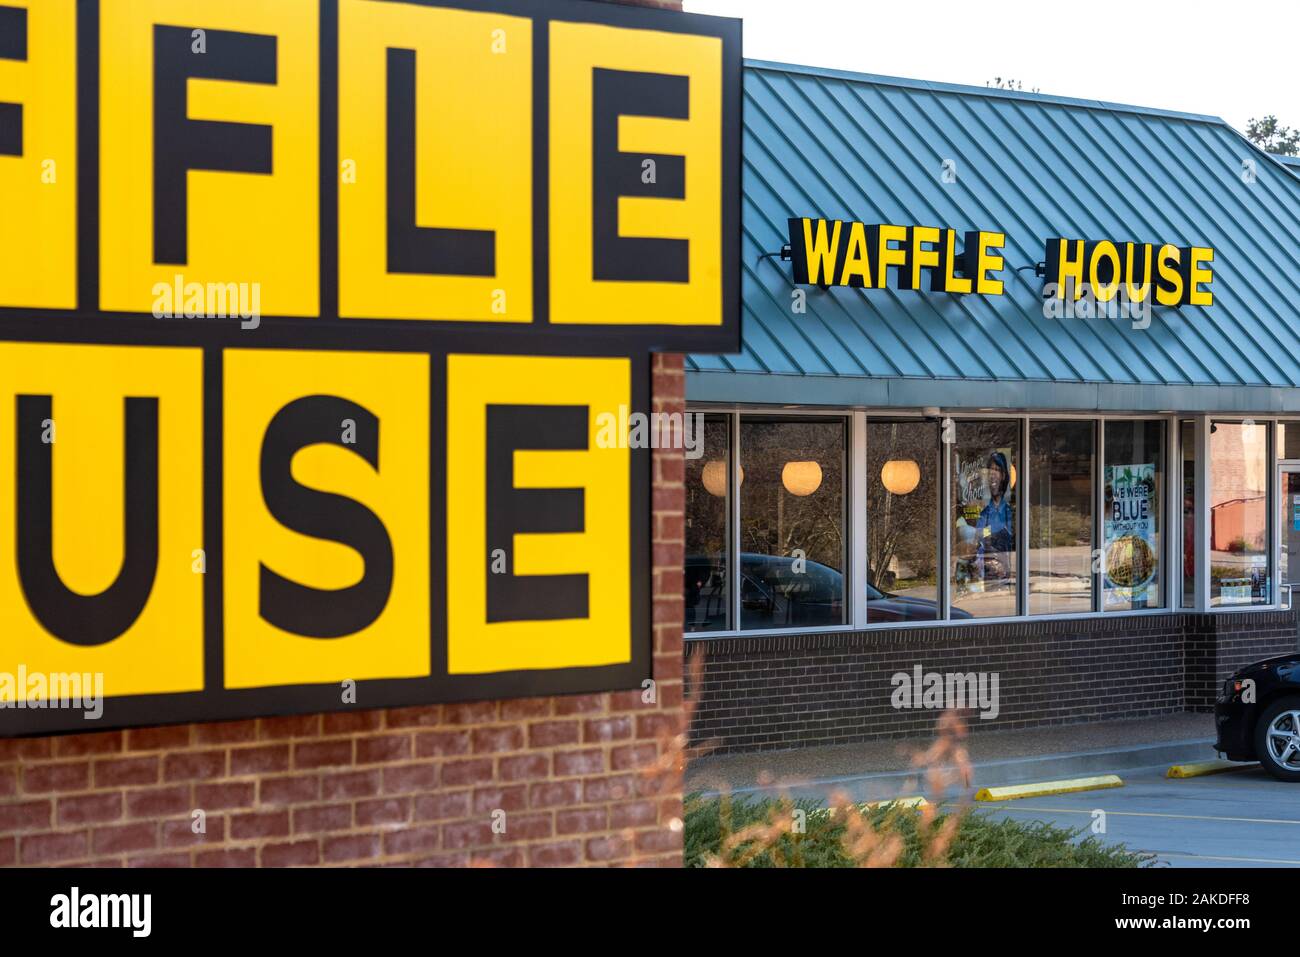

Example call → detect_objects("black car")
685 553 965 630
1215 652 1300 782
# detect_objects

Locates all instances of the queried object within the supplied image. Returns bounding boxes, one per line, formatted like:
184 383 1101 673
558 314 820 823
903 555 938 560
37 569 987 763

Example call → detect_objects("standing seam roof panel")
690 61 1300 404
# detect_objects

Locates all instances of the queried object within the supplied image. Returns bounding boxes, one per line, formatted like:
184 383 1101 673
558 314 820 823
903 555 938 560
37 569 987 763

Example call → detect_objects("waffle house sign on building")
0 0 740 734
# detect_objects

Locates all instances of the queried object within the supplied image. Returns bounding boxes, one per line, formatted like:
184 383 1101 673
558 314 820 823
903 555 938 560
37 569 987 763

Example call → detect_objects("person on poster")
975 451 1014 584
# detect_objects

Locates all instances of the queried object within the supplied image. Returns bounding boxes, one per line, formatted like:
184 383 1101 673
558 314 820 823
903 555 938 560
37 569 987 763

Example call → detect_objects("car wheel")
1255 697 1300 782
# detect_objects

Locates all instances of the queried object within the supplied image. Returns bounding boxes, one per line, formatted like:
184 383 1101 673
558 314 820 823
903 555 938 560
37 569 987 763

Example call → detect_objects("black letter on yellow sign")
486 405 588 622
259 396 393 638
592 69 688 283
0 5 24 156
386 48 494 276
16 395 159 646
153 26 275 264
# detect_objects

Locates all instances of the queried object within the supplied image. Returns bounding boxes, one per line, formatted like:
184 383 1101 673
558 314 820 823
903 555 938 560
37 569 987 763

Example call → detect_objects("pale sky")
684 0 1299 137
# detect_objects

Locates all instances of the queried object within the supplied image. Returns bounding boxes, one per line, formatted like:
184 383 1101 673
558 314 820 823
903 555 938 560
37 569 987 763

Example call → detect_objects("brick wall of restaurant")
0 353 687 868
1185 609 1300 711
686 611 1300 754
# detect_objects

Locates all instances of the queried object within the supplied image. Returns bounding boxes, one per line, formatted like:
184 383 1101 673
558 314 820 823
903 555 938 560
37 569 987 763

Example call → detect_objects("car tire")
1254 696 1300 783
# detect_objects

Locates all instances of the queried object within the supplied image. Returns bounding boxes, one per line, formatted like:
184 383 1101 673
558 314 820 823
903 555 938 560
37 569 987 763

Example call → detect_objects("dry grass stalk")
683 652 977 867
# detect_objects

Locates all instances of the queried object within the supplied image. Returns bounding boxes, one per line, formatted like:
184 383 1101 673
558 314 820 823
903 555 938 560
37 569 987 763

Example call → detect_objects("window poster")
1104 463 1158 607
954 449 1015 597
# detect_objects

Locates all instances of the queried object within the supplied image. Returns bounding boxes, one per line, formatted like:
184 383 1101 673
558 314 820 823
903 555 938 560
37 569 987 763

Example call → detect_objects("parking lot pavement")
973 763 1300 867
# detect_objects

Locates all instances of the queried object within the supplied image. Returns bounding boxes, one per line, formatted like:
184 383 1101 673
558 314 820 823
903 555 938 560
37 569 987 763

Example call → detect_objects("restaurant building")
684 60 1300 753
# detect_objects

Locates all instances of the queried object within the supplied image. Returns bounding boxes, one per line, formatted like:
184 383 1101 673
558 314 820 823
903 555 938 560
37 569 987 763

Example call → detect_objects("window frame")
945 416 1024 620
863 415 943 627
1179 418 1199 610
1204 417 1275 611
731 411 853 633
1099 417 1169 614
1026 417 1098 617
683 412 733 634
682 407 1285 640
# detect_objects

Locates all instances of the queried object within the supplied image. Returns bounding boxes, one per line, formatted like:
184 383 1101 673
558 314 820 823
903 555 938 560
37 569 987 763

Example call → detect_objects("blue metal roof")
1274 153 1300 177
689 61 1300 412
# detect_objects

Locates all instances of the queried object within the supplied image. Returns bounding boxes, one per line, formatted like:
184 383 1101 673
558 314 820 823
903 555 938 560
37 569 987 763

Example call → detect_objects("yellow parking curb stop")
1166 760 1257 779
974 775 1124 802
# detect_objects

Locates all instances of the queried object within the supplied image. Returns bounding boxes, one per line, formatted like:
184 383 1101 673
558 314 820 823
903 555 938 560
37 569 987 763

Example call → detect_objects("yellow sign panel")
0 342 204 700
0 0 737 734
97 0 320 316
548 21 725 328
337 0 532 323
0 0 77 310
0 0 739 348
446 353 630 673
0 339 651 730
223 348 430 688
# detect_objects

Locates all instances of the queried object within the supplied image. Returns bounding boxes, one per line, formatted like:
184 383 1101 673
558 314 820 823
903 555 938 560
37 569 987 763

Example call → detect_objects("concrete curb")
691 737 1216 805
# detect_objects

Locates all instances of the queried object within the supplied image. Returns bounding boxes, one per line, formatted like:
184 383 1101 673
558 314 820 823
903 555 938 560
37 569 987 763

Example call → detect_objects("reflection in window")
1028 421 1093 615
685 415 730 632
739 418 846 629
1103 420 1164 611
1181 419 1196 608
866 420 940 623
1210 421 1270 606
951 420 1019 618
1279 422 1300 460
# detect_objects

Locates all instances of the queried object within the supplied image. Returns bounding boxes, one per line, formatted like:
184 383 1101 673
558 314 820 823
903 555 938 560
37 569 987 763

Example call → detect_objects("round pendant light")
782 460 823 496
701 460 742 497
880 459 921 495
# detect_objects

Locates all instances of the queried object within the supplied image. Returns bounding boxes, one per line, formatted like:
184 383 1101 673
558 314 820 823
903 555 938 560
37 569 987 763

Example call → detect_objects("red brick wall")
0 353 686 868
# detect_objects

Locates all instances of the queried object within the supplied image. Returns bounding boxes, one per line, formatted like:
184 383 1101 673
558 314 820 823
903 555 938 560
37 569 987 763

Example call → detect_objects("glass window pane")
685 415 730 632
1028 420 1093 615
739 418 846 629
1279 422 1300 460
866 420 940 622
1181 419 1196 608
951 420 1019 618
1103 420 1165 610
1279 470 1300 590
1210 421 1270 607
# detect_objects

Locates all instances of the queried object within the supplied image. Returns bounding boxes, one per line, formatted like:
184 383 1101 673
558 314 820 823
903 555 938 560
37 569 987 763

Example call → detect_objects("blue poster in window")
1104 463 1157 607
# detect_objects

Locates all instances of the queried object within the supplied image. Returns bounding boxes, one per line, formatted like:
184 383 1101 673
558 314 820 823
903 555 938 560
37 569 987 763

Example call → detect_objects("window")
1102 420 1164 611
866 420 940 622
1028 420 1094 615
1181 419 1196 608
739 417 847 629
681 409 1206 636
1279 421 1300 460
685 415 730 632
1210 420 1270 607
950 420 1019 618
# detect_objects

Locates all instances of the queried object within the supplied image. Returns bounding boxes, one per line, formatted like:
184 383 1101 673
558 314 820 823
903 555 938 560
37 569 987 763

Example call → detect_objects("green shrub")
684 793 1154 868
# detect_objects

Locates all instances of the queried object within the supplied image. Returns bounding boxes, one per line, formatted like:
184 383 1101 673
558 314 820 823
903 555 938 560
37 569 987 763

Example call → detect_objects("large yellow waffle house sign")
0 0 740 733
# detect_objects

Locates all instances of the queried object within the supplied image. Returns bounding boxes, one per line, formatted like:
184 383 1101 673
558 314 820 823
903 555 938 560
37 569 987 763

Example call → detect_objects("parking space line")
1152 852 1300 865
981 804 1300 826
